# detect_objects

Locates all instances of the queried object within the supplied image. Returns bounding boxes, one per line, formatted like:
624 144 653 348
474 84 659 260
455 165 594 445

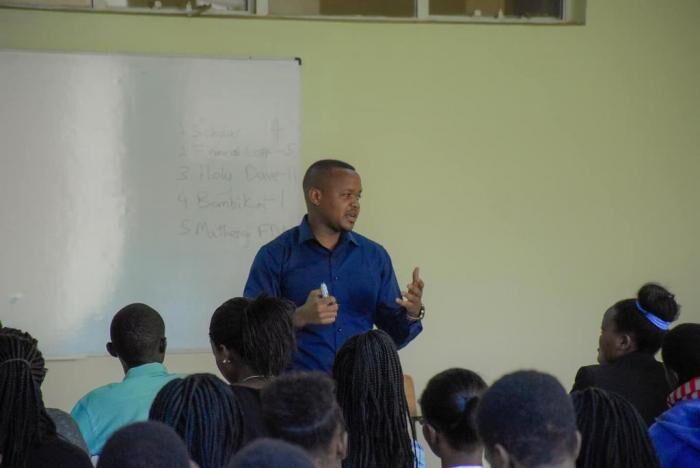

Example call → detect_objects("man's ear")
335 428 348 461
159 337 167 354
308 187 322 206
106 342 118 358
486 443 512 468
573 430 582 459
618 333 635 353
422 422 439 454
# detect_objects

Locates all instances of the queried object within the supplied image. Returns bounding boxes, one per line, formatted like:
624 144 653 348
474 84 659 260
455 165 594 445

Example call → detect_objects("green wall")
2 1 700 449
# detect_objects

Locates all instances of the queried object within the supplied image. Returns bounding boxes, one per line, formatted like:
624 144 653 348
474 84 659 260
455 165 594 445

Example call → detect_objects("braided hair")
419 368 486 452
332 330 416 468
572 387 659 468
209 296 296 378
0 329 56 468
149 373 245 468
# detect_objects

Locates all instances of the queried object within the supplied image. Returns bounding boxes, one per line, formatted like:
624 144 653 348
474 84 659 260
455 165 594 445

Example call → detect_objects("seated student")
650 323 700 467
572 283 680 425
333 329 420 468
477 370 581 468
0 327 89 453
209 296 296 443
71 303 180 456
261 372 347 468
419 368 488 468
97 421 193 468
572 388 659 468
228 439 315 468
149 373 245 468
0 330 92 468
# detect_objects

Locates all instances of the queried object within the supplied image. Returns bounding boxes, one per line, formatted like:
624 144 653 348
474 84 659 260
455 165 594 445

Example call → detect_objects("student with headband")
419 368 487 468
572 283 680 425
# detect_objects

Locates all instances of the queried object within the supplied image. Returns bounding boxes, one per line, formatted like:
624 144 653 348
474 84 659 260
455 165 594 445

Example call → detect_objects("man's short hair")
110 303 165 365
97 421 190 468
261 372 344 456
228 439 315 468
476 370 578 468
662 323 700 385
302 159 355 196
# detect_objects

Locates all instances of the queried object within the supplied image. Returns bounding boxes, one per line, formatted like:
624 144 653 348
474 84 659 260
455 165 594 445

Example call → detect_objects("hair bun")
637 283 680 322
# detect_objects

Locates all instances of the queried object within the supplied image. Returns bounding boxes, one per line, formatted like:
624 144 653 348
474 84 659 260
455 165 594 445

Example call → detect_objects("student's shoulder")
74 380 126 407
572 364 600 390
27 436 92 468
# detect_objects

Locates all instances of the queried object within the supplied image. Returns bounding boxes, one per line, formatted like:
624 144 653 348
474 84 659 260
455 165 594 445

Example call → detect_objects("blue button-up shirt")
244 217 423 372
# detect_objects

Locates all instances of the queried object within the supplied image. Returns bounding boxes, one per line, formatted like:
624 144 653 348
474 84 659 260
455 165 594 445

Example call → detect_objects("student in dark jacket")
650 323 700 467
572 283 680 425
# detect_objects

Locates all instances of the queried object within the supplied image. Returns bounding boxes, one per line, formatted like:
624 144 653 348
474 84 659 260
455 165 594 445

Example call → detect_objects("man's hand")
294 289 339 328
396 267 424 319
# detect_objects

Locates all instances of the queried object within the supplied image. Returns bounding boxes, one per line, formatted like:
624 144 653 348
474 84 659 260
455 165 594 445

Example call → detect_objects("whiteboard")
0 50 302 357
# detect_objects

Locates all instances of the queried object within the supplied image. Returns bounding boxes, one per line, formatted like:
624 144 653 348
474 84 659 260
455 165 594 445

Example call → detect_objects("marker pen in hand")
320 282 329 298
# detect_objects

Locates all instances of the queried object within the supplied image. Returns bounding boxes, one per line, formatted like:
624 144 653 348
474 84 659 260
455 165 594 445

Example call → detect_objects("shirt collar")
124 362 169 380
297 216 360 247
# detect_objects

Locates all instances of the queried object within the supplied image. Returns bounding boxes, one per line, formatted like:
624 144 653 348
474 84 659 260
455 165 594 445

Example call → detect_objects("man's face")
315 169 362 233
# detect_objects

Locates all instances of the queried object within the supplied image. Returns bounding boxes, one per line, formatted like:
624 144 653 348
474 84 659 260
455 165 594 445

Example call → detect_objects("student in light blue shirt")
71 303 180 456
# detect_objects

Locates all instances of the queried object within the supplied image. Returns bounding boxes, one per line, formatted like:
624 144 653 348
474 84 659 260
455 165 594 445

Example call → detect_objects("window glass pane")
270 0 415 17
431 0 562 18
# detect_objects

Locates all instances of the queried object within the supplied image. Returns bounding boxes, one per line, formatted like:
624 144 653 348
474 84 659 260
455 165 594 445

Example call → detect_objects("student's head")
597 283 680 364
477 370 580 468
332 330 414 468
662 323 700 386
107 303 166 370
149 373 244 468
227 439 316 468
261 372 347 468
571 388 659 468
209 296 296 384
302 159 361 233
0 329 56 467
420 368 487 463
97 421 192 468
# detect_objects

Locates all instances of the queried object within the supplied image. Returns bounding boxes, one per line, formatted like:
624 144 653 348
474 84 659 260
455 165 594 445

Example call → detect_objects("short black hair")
476 370 578 468
572 387 659 468
110 303 165 366
97 421 191 468
333 330 415 468
209 296 296 377
227 438 315 468
610 283 680 355
149 373 245 468
420 368 487 451
302 159 356 197
261 372 344 457
662 323 700 385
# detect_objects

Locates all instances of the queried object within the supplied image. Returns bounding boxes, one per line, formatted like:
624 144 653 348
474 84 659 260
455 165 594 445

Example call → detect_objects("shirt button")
337 328 342 333
334 276 339 280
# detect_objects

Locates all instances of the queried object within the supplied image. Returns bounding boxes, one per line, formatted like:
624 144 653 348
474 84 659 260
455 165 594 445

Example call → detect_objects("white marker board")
0 50 302 357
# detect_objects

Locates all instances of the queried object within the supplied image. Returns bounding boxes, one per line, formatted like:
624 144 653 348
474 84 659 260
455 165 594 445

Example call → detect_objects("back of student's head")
97 421 191 468
0 329 56 468
332 329 414 468
149 373 244 468
209 296 296 378
477 370 579 468
227 438 316 468
109 303 166 367
420 368 487 453
261 372 346 465
571 387 658 468
608 283 680 355
662 323 700 386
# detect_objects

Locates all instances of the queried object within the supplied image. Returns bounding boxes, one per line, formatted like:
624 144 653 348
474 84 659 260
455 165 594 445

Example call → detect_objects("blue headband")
636 301 671 330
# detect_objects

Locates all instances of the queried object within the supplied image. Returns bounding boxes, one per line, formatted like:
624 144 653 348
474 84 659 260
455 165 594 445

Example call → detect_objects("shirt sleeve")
70 398 99 456
243 245 282 298
373 247 423 349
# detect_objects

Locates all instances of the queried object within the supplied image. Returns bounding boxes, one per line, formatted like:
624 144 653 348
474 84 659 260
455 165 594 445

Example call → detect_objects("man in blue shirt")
244 159 425 372
71 303 180 456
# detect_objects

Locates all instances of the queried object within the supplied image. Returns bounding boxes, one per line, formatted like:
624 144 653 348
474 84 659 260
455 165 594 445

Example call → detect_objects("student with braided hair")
261 372 347 467
572 283 680 425
419 368 487 468
209 295 296 443
650 323 700 467
571 387 659 468
149 373 245 468
332 329 419 468
0 329 92 468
